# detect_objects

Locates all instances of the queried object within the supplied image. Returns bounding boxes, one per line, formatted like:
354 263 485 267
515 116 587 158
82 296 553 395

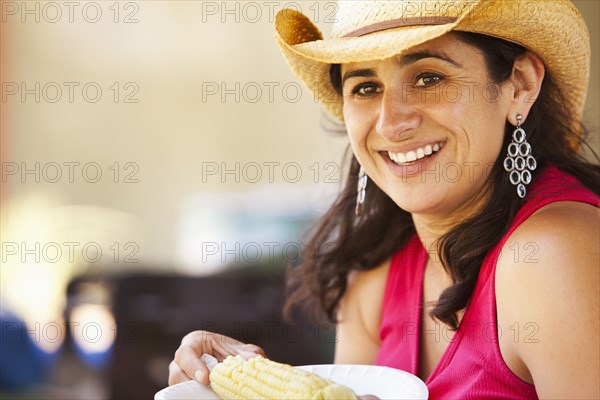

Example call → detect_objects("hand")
168 330 265 386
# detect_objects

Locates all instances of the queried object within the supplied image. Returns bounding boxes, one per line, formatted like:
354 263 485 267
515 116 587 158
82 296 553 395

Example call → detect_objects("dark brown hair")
284 32 600 330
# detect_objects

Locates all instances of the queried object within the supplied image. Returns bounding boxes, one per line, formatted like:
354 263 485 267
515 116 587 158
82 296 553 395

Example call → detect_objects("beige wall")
575 0 600 151
1 1 598 295
1 2 343 271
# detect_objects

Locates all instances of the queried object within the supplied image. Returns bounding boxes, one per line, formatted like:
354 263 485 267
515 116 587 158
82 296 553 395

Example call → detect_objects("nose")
375 86 421 141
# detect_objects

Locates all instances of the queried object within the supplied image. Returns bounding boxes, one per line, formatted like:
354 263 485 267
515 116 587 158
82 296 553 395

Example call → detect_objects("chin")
384 178 466 216
388 189 446 215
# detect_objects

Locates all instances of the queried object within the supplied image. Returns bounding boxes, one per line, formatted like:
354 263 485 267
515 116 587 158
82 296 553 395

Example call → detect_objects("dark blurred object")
0 307 55 392
67 269 335 400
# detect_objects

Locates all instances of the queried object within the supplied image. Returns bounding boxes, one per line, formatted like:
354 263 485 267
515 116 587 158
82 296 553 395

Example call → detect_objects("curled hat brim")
274 1 590 137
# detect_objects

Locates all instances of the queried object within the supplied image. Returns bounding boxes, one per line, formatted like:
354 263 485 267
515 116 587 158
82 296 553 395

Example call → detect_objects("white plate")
155 364 428 399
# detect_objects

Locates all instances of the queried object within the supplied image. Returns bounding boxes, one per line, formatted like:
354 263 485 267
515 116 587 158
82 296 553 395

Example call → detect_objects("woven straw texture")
274 0 590 144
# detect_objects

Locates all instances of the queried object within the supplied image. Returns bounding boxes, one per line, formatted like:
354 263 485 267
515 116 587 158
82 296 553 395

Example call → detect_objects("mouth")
386 141 446 166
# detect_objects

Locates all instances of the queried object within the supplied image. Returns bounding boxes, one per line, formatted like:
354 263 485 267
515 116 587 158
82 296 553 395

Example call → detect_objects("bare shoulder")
496 201 599 398
497 200 599 316
334 259 390 364
499 201 599 273
520 200 598 236
346 260 391 301
343 260 391 337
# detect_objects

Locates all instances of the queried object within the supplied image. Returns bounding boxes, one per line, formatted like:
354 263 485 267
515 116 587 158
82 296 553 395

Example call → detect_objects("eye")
415 73 443 87
351 82 381 97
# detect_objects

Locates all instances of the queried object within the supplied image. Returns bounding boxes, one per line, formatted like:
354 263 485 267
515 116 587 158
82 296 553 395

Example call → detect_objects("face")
341 33 513 218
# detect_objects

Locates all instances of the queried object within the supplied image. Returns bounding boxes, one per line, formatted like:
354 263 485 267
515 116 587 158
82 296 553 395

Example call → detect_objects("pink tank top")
375 166 599 399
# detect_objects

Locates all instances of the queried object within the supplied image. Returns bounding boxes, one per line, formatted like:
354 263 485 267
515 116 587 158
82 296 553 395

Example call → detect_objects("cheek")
450 91 508 152
461 116 507 173
343 104 370 145
475 102 508 144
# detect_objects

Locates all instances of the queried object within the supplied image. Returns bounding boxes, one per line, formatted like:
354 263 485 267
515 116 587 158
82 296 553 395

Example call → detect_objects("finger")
202 335 265 361
168 361 192 386
238 343 266 359
179 331 265 376
174 345 210 385
183 331 263 356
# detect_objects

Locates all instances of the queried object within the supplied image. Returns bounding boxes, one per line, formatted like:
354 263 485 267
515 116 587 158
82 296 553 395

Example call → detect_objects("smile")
387 141 445 165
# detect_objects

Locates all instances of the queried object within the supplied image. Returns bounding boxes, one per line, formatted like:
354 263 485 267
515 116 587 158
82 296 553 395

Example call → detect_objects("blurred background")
0 1 598 399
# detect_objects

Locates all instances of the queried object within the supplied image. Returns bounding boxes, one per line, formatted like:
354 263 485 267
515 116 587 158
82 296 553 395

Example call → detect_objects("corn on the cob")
209 355 358 400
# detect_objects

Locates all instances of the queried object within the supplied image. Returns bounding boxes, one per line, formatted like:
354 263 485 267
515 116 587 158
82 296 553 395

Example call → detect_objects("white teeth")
387 142 444 165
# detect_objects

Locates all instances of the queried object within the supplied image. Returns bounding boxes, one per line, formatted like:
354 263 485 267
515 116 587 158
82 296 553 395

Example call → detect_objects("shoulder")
342 260 391 334
499 200 599 272
334 259 390 364
497 200 599 315
346 260 391 300
496 201 599 397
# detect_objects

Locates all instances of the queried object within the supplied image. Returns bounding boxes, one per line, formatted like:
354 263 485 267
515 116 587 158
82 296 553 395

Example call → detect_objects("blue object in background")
73 342 113 370
0 307 57 391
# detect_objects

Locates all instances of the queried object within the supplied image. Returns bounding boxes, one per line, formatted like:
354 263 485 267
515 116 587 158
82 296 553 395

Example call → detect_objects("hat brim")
275 9 461 120
274 3 590 139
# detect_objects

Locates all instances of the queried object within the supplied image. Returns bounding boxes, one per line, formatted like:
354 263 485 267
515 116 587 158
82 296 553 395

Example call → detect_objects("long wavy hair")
284 32 600 330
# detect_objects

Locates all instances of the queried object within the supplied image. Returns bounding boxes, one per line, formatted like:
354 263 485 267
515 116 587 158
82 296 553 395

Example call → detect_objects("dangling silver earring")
355 165 368 216
503 114 536 198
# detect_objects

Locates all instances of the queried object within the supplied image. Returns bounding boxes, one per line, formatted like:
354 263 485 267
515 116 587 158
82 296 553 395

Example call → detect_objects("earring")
355 165 368 216
503 114 536 198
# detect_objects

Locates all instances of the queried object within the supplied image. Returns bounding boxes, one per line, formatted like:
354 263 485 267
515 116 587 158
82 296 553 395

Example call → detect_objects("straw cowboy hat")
274 0 590 135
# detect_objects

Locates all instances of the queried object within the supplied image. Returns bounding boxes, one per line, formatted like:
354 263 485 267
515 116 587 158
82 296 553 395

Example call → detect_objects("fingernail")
195 370 205 383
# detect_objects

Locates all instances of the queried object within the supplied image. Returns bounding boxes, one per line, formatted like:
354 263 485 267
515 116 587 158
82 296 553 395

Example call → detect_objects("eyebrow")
341 50 462 86
397 50 462 68
341 69 376 86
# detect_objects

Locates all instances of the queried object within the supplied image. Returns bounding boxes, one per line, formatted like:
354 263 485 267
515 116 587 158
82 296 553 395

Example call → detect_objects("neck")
412 186 492 272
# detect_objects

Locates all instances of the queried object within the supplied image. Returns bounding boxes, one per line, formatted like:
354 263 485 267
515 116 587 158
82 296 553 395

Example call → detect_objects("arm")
334 260 390 364
496 201 599 398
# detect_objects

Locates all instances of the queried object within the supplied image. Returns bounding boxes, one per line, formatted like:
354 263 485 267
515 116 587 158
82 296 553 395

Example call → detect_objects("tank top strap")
425 166 599 398
375 235 428 374
478 165 600 291
506 165 599 234
376 165 599 398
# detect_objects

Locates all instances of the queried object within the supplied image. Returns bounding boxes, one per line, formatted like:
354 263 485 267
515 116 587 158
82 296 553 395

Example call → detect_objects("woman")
169 1 600 398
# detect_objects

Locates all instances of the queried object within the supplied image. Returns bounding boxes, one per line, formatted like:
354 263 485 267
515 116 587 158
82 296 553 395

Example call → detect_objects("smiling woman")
340 34 513 215
169 1 600 399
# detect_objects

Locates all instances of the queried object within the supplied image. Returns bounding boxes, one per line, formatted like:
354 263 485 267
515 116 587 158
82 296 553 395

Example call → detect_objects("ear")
507 51 545 126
